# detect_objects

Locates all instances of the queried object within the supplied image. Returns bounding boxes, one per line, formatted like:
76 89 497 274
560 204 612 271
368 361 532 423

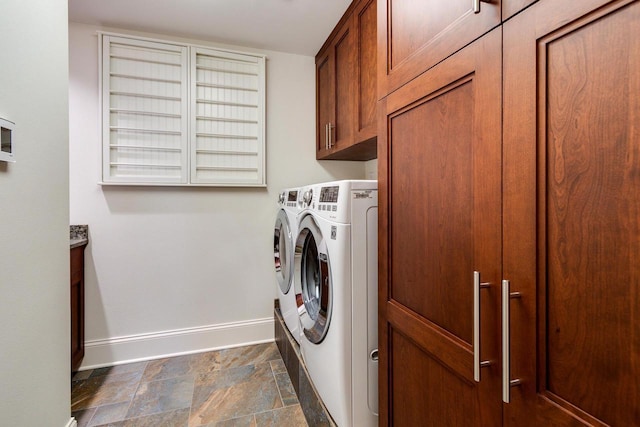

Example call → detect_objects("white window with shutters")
100 33 266 186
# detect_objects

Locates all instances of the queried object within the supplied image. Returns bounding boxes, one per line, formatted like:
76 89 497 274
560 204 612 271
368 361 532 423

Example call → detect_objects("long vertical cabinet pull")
473 271 491 382
473 0 490 14
325 124 329 150
502 280 522 403
328 122 334 148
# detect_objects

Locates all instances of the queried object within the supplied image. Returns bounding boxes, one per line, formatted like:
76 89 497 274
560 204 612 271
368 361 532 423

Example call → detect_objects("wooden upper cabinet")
377 0 501 98
354 0 377 143
316 0 377 161
503 0 640 424
316 51 334 158
316 24 355 160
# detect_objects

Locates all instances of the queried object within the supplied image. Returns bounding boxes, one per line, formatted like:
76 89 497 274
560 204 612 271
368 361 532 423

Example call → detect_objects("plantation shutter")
102 35 188 183
100 33 266 186
191 47 266 185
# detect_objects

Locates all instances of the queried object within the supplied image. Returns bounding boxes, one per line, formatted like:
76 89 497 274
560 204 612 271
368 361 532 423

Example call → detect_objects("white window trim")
98 31 267 187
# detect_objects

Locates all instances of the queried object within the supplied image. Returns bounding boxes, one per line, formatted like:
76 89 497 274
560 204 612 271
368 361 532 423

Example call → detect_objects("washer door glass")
274 209 293 294
294 214 331 344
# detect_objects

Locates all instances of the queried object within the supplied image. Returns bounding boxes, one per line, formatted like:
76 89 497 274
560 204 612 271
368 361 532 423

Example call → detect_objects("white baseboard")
80 317 274 370
65 417 77 427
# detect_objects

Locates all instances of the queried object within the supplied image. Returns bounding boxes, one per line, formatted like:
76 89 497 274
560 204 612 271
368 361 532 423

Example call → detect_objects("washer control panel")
286 190 298 208
279 189 300 208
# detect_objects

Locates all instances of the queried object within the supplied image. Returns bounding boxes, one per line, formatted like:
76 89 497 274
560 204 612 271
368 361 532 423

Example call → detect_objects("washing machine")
294 180 378 427
274 187 302 343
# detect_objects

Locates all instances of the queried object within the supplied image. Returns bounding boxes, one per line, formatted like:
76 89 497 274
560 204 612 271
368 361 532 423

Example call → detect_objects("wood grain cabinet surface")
316 0 377 160
502 0 640 424
71 244 86 373
377 0 500 99
502 0 538 20
377 0 640 425
378 27 503 426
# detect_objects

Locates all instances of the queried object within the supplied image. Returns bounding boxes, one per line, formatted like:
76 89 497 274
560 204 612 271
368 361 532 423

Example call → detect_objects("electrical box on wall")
0 117 15 162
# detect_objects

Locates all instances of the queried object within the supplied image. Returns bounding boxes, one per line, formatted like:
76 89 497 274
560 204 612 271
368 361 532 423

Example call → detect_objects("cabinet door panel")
378 0 500 98
379 28 502 426
70 280 80 356
334 27 355 149
70 246 85 372
390 328 477 426
390 79 474 342
316 52 334 157
356 0 377 139
503 0 640 425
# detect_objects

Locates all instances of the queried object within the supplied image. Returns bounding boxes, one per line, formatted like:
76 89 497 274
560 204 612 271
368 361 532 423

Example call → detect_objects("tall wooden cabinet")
503 0 640 424
378 27 503 426
378 0 640 425
316 0 377 160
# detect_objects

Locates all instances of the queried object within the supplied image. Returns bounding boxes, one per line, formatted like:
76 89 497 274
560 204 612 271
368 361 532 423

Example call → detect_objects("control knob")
278 193 285 204
303 189 313 206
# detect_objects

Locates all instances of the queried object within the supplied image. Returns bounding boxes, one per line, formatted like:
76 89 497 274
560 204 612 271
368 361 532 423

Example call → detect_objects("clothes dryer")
274 187 302 343
294 180 378 427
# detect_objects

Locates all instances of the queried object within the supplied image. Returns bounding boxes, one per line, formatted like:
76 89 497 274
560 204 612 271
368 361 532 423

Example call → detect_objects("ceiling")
68 0 353 56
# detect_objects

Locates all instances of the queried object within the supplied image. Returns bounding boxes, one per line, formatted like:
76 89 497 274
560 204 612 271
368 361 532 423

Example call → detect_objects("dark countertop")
70 225 88 249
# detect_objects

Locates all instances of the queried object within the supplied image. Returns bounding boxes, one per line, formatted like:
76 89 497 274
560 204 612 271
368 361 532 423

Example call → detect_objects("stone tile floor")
71 342 309 427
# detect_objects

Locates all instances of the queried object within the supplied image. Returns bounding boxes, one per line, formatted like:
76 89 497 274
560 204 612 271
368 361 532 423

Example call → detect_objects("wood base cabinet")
378 0 639 425
71 244 86 372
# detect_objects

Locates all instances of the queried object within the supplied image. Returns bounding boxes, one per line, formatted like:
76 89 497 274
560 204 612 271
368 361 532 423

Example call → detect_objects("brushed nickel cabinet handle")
328 122 334 148
474 271 491 382
473 0 490 14
325 123 329 150
502 279 522 403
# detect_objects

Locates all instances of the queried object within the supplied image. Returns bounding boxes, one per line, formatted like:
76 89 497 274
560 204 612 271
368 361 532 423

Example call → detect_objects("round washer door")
274 209 293 294
294 214 331 344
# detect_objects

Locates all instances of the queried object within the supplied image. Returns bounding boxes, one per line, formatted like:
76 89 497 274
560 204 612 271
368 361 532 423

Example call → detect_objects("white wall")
69 22 366 367
365 159 378 180
0 1 71 426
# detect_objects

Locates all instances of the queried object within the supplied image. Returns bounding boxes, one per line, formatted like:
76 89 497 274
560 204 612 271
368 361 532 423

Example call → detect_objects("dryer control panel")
318 186 339 215
301 180 377 224
319 186 339 203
